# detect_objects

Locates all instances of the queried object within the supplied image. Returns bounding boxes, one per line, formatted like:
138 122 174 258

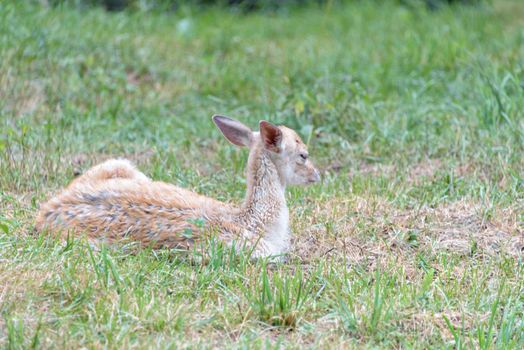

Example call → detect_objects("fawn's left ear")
213 115 253 147
259 120 282 153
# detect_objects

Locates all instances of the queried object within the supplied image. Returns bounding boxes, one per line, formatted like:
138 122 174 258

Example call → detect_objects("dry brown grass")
400 309 489 340
293 196 523 266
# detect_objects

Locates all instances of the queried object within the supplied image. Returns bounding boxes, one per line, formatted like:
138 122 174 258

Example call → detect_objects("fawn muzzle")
307 163 321 184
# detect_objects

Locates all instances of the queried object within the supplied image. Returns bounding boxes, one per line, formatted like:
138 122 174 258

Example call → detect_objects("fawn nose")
310 168 321 183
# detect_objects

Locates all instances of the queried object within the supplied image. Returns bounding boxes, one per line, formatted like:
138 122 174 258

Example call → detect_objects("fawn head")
213 115 320 186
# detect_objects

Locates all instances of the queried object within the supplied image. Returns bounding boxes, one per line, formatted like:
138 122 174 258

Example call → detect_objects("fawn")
36 116 320 258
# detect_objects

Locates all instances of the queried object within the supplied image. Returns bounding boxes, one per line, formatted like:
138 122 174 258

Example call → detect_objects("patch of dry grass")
293 196 522 264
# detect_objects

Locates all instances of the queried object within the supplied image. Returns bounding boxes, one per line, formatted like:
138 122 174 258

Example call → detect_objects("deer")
35 115 321 258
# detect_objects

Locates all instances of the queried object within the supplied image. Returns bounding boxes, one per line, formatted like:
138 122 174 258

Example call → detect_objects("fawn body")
36 116 320 257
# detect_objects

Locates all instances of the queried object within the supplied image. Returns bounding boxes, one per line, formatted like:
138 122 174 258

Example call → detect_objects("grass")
1 0 523 348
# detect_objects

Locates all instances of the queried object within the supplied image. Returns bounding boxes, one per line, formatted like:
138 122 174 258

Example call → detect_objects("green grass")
1 0 523 348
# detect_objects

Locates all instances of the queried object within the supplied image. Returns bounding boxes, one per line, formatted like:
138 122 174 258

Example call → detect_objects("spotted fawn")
36 115 320 258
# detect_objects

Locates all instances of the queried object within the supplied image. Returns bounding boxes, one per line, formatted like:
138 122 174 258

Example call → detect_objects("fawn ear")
259 120 282 153
213 115 253 147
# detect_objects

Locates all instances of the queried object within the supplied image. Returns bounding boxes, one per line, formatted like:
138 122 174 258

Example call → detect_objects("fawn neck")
238 145 288 238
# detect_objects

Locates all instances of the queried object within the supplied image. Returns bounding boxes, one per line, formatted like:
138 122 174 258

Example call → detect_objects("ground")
0 0 523 348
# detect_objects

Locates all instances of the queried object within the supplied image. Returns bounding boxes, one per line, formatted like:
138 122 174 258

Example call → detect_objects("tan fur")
35 117 320 257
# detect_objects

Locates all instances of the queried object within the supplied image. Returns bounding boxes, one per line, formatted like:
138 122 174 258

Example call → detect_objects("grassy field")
1 0 523 348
